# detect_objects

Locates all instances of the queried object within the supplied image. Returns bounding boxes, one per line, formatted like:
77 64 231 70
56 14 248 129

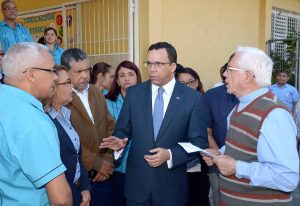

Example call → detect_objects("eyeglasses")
226 65 255 78
226 66 246 73
180 79 196 86
23 67 57 74
57 80 72 86
3 7 17 11
143 61 171 68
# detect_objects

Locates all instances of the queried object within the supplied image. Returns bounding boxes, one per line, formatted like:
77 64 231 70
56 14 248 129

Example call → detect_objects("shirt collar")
0 20 21 28
48 106 71 120
275 83 287 88
152 77 176 95
46 44 59 51
239 87 269 104
73 84 90 95
0 84 44 112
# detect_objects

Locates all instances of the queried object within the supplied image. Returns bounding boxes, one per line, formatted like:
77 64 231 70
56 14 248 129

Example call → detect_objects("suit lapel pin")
176 97 180 100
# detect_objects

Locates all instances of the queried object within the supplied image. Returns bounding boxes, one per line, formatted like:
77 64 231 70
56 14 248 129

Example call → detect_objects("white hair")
235 46 273 87
2 42 49 78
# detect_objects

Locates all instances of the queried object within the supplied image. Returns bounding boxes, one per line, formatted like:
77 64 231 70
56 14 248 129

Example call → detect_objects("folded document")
178 142 216 158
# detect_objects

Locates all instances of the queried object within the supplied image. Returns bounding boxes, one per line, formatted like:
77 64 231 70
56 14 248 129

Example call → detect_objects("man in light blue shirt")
0 0 33 52
202 47 299 205
0 42 72 205
0 43 4 83
269 70 299 113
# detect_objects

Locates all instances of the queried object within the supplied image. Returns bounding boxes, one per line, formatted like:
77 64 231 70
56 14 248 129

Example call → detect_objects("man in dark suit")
101 42 208 206
61 48 115 206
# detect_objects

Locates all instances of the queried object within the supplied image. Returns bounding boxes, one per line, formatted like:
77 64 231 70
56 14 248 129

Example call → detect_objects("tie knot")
158 87 165 95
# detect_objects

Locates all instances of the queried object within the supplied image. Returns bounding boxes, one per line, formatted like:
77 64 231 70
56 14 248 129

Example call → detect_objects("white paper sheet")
179 142 216 158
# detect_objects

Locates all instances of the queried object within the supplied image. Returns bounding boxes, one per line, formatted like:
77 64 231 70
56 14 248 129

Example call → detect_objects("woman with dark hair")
44 27 64 65
175 67 210 206
37 36 45 45
57 36 63 47
45 65 91 206
175 67 205 94
90 62 115 95
105 60 142 206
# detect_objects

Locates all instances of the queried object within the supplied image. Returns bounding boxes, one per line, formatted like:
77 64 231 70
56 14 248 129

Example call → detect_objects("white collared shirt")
115 78 176 169
73 84 95 124
151 77 176 169
151 77 176 117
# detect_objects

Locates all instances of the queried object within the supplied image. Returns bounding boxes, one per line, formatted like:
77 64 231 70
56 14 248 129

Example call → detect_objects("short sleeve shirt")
46 45 64 65
0 84 66 205
269 83 299 111
0 20 34 52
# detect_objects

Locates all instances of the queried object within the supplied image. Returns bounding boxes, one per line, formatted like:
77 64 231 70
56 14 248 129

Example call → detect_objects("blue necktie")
153 87 165 140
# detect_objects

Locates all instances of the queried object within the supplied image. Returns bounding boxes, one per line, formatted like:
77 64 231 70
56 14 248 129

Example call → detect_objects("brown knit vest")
219 91 292 206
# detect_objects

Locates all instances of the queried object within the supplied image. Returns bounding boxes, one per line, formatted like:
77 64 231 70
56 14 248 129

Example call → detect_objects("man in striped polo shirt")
202 47 299 206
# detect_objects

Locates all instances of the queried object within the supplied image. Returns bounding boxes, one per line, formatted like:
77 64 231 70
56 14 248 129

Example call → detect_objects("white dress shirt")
73 84 95 124
151 78 176 168
115 78 176 169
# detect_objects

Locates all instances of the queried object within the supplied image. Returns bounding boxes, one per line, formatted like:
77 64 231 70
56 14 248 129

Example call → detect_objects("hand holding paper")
178 142 216 158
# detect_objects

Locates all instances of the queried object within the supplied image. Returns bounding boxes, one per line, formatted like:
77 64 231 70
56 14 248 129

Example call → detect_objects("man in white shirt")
61 48 115 206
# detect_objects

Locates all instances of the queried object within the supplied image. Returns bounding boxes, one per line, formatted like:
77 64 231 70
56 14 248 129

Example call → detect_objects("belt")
74 179 81 188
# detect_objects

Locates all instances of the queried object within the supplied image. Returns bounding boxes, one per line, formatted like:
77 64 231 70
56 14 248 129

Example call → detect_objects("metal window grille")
271 8 300 57
269 8 300 89
62 0 137 68
19 0 138 69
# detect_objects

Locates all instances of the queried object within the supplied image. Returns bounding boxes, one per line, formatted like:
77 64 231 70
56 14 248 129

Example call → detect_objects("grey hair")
235 46 273 87
61 48 88 71
2 42 49 78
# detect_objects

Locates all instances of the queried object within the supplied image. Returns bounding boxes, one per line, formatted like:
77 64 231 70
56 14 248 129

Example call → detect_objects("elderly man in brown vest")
202 47 299 206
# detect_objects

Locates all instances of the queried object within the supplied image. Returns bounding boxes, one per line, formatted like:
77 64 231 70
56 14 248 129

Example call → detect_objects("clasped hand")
93 159 114 182
144 148 170 167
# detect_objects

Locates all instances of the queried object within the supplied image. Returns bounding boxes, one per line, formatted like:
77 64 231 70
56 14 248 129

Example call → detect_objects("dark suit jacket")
113 80 208 205
51 118 91 205
68 85 115 171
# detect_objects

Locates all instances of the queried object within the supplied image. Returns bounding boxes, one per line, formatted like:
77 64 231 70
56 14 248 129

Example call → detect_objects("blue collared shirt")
0 84 66 205
226 87 299 192
106 93 124 121
46 45 64 65
0 20 34 52
48 106 81 183
269 83 299 111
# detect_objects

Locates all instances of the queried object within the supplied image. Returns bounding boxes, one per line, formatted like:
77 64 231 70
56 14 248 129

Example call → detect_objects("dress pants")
70 183 83 206
90 178 113 206
126 199 152 206
187 171 210 206
207 166 219 206
112 171 126 206
126 193 186 206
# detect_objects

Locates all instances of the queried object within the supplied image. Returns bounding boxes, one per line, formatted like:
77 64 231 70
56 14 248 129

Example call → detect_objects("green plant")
270 31 300 86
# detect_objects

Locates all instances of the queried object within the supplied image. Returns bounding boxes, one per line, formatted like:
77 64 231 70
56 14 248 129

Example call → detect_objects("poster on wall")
17 7 77 48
